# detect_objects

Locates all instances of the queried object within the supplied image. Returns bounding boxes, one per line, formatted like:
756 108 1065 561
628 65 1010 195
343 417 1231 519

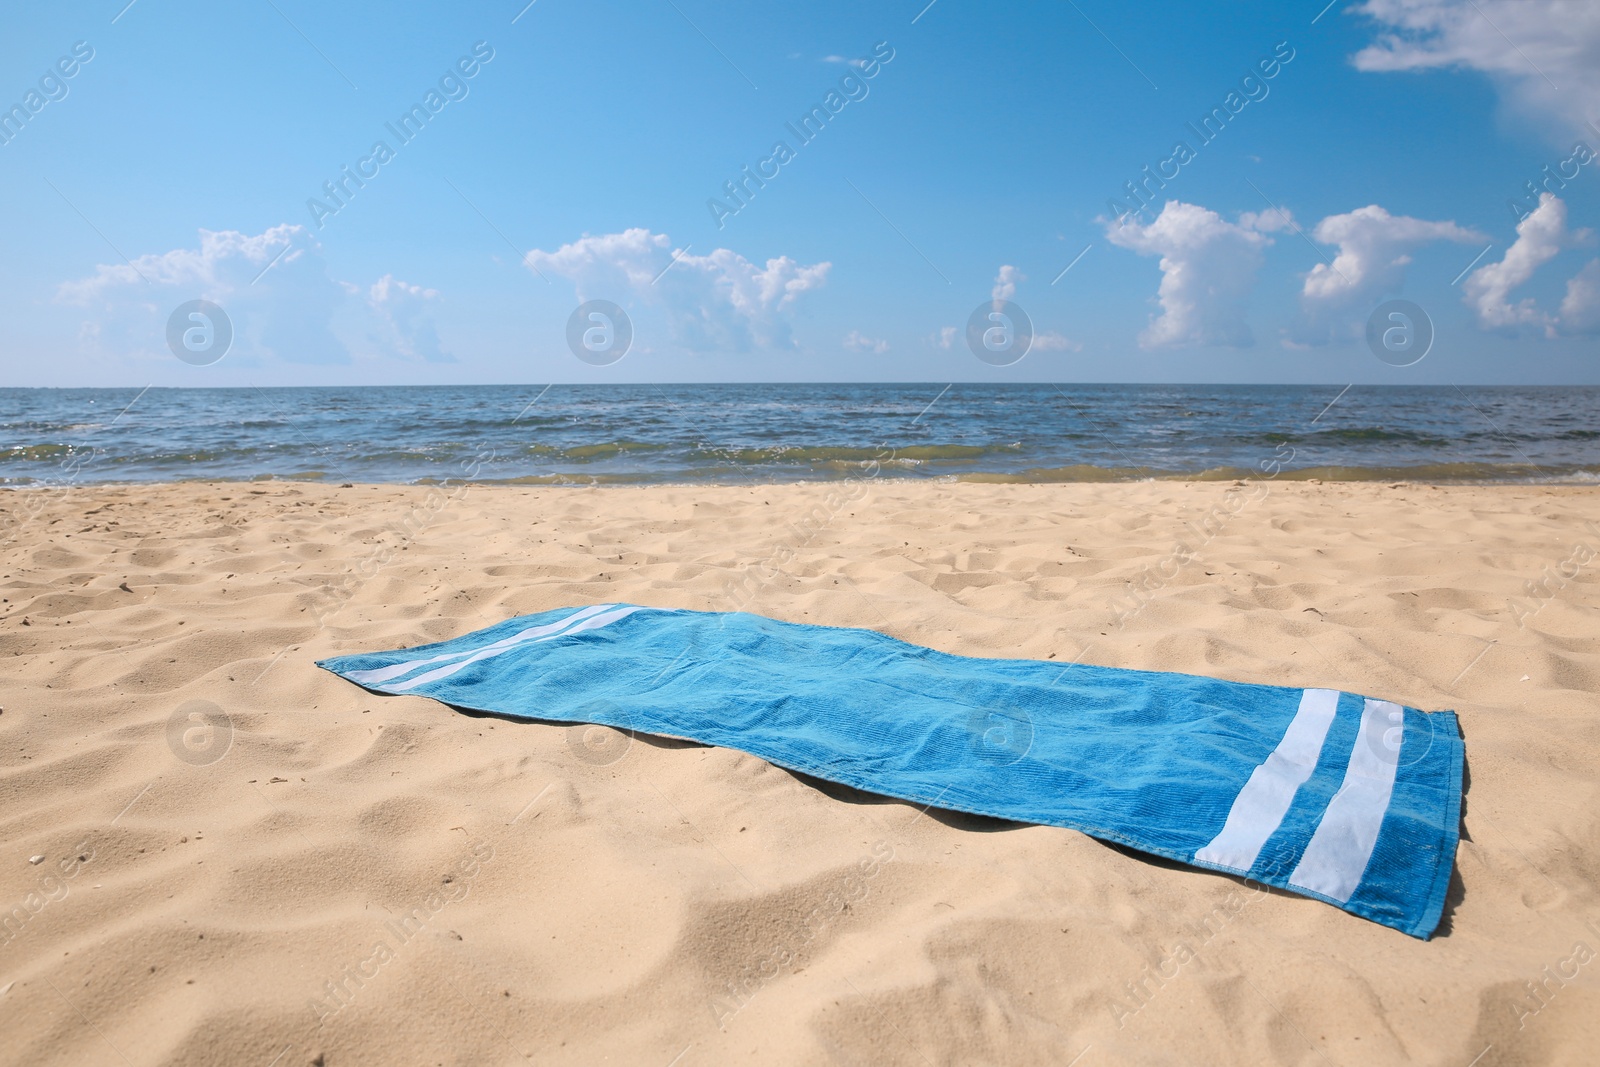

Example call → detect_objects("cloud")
1289 204 1483 342
1032 331 1082 352
369 275 451 363
931 325 958 349
842 330 889 354
1104 201 1273 348
1303 205 1483 304
59 225 302 300
1239 207 1296 233
524 228 830 352
1350 0 1600 137
1457 194 1600 336
992 264 1024 303
1559 258 1600 333
54 225 438 365
1463 192 1569 330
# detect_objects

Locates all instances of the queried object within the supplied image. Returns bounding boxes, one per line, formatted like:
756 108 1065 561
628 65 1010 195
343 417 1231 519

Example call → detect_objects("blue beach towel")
318 604 1464 938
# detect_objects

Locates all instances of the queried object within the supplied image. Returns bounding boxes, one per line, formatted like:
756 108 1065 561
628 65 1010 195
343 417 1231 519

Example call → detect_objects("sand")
1 478 1597 1066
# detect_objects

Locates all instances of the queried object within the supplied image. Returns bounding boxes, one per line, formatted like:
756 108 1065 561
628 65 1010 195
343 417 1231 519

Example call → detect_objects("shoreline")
5 464 1600 490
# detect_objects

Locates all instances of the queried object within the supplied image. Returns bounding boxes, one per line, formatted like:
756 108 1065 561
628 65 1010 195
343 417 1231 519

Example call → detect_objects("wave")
683 443 1007 465
5 384 1598 486
347 461 1600 487
1254 427 1455 447
0 443 85 462
958 462 1600 484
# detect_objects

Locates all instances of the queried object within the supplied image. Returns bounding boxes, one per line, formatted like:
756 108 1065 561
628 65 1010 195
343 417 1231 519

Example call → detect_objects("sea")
1 384 1596 486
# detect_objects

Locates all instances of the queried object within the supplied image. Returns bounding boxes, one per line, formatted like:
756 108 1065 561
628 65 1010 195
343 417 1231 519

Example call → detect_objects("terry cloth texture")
318 604 1464 938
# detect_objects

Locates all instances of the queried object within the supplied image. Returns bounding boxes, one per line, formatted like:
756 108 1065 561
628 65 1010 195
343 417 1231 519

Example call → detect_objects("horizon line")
6 381 1598 391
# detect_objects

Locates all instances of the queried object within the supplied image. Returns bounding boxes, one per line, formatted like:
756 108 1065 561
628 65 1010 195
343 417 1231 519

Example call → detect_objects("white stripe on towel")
1194 688 1341 873
344 605 619 686
386 605 647 692
1288 698 1403 903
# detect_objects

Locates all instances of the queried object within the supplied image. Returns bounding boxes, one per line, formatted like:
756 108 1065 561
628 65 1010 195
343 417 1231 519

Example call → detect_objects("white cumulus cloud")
1239 207 1297 233
1303 205 1483 304
1351 0 1600 137
524 228 830 352
56 225 437 366
992 264 1024 303
1290 204 1485 344
1462 192 1571 330
1105 201 1273 348
1559 257 1600 333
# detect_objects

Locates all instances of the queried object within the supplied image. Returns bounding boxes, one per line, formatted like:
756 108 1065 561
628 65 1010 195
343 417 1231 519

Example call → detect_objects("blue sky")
2 0 1598 386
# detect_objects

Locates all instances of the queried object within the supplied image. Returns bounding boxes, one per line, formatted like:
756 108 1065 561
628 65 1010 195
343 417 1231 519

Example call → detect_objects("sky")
1 0 1598 387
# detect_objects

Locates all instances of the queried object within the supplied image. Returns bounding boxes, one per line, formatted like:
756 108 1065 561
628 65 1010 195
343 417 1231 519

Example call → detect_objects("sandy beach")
2 478 1597 1066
